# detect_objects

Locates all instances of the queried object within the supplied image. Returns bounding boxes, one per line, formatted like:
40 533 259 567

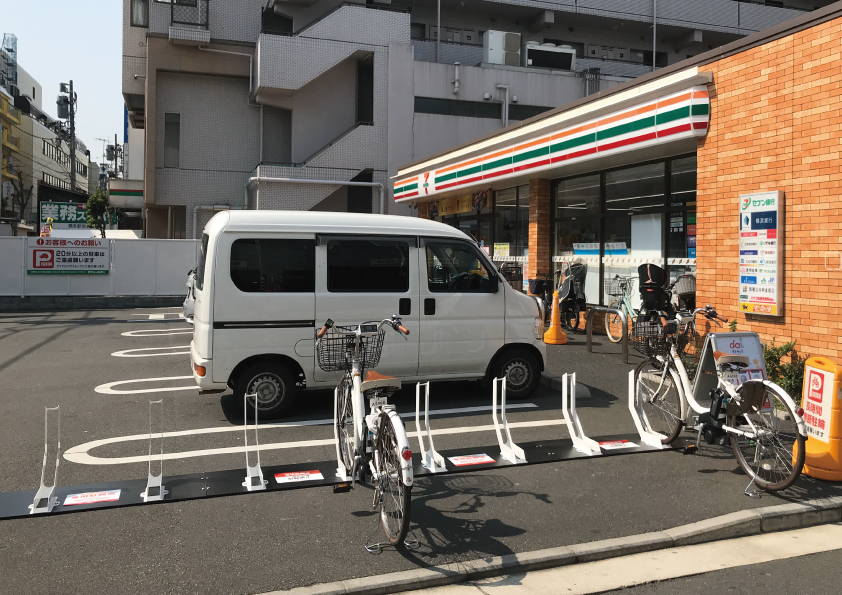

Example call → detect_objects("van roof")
212 210 471 240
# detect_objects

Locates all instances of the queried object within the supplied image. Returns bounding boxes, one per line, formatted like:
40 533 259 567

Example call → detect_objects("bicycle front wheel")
605 300 624 343
335 379 355 475
634 359 684 443
374 412 412 546
728 382 805 491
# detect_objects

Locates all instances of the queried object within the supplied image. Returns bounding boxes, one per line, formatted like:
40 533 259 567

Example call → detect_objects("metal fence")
171 0 209 29
0 238 200 297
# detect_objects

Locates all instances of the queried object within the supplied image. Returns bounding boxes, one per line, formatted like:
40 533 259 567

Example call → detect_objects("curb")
0 295 183 312
540 372 592 399
268 496 842 595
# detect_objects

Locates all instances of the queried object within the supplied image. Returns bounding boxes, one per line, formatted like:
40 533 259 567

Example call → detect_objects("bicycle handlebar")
396 324 410 335
316 316 408 338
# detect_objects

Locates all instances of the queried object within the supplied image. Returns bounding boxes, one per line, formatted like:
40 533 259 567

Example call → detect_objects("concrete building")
121 0 834 238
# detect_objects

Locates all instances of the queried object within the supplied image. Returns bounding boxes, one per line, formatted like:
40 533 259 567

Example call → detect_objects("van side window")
327 239 409 292
425 242 493 293
230 239 315 293
195 233 209 291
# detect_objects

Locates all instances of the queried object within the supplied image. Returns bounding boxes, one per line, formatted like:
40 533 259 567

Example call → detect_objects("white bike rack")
561 373 601 456
628 370 668 449
334 386 353 481
414 382 446 473
242 393 267 491
30 406 61 514
141 399 169 502
492 377 526 464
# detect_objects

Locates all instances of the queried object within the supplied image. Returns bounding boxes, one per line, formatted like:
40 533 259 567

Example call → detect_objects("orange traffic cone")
543 290 568 345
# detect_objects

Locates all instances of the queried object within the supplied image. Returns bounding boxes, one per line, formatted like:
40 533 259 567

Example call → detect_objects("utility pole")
57 81 78 192
114 133 118 177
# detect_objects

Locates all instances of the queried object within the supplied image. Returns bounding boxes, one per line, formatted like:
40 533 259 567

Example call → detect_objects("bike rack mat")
0 434 674 521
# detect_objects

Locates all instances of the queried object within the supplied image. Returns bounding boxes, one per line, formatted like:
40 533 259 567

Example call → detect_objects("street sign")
39 201 88 230
27 237 109 275
738 190 783 316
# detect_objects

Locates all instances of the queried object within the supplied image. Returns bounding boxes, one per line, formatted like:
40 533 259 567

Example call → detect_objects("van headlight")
534 317 543 340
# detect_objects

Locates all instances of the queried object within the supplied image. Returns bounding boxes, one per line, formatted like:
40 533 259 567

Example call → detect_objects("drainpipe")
453 62 460 94
496 84 510 127
247 176 385 215
436 0 441 63
653 0 657 72
197 46 258 106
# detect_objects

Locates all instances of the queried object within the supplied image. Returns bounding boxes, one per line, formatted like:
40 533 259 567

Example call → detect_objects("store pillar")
528 179 551 294
418 202 430 220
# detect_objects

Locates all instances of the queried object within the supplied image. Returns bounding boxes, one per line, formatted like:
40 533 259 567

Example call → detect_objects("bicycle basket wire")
605 276 634 298
677 322 703 382
315 325 386 372
631 317 671 358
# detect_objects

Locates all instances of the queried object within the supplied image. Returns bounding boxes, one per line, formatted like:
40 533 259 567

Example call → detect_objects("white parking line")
121 328 193 337
63 404 542 465
130 313 185 320
111 346 191 358
94 375 197 395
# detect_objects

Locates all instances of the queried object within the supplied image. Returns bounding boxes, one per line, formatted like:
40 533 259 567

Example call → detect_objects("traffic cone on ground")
543 290 567 345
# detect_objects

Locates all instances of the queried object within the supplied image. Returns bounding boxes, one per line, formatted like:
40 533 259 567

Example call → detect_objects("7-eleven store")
394 3 842 362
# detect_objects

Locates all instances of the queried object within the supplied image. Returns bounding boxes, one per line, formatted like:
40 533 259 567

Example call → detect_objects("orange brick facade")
528 178 551 292
697 17 842 359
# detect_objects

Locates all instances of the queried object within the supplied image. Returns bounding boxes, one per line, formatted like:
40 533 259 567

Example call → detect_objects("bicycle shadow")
391 473 552 571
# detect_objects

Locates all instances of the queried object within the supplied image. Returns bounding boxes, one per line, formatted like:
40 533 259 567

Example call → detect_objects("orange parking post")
543 290 567 345
801 357 842 481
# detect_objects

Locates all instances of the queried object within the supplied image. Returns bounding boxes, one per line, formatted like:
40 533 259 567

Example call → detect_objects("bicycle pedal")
333 482 353 494
682 444 698 455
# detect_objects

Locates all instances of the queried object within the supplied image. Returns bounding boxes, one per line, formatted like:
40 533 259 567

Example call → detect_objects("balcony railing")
2 128 21 152
0 95 21 124
171 0 209 29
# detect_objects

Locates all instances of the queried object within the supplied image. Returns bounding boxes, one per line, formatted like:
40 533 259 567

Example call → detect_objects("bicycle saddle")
361 370 401 393
713 351 750 369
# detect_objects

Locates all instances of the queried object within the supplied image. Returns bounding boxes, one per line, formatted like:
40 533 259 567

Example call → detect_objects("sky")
2 0 123 165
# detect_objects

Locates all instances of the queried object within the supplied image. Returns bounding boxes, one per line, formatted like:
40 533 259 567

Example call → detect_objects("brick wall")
528 179 551 294
697 17 842 359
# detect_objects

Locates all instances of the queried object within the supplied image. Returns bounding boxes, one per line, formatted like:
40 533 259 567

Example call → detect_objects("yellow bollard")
543 290 568 345
799 357 842 481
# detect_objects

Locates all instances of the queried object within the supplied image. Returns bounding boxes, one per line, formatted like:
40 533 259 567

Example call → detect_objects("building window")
492 185 529 261
43 140 69 166
43 172 70 190
75 161 88 177
326 238 410 293
230 239 315 293
164 113 180 168
415 97 502 120
131 0 149 28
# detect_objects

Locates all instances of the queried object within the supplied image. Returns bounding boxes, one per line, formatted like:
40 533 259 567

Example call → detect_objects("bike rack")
561 373 601 456
334 386 353 481
627 370 668 449
492 378 526 464
586 306 630 364
415 382 447 473
242 393 267 491
30 406 61 514
141 399 168 502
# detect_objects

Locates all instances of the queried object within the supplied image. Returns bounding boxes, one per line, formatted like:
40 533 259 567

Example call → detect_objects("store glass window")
668 156 697 285
493 188 517 259
554 174 600 302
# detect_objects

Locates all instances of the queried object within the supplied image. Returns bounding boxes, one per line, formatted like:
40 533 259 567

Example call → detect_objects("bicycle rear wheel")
634 359 684 443
335 379 355 475
605 300 624 343
374 412 412 546
728 382 805 491
563 302 580 331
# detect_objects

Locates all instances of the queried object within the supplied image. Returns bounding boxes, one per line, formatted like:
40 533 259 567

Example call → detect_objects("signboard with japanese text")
27 237 110 275
39 201 88 230
739 191 783 316
803 365 833 443
692 332 768 405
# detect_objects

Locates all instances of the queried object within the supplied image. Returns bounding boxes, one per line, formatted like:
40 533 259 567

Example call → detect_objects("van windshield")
195 233 209 291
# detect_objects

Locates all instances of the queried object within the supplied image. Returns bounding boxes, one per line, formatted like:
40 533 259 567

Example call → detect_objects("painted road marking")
130 313 185 320
63 403 541 465
94 375 198 395
121 328 192 337
111 346 191 358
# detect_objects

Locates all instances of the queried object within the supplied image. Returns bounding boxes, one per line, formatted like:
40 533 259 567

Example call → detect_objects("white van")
190 211 546 417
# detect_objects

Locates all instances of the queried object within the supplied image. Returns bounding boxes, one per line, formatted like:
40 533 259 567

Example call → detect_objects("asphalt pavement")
1 309 840 595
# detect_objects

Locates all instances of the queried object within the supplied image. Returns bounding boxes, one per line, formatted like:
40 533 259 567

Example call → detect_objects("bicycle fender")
762 380 808 438
384 409 414 487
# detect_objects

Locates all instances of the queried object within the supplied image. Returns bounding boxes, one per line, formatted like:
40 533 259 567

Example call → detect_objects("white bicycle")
633 305 807 492
316 316 414 546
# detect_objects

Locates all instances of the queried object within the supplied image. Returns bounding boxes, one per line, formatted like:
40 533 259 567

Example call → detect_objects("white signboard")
803 366 833 443
448 454 495 467
692 332 768 405
63 490 121 506
739 191 783 316
598 439 637 450
274 470 324 484
40 201 88 230
27 237 110 275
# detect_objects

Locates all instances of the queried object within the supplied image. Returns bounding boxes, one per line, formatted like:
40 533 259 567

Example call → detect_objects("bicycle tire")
634 359 684 443
727 382 805 492
605 300 624 343
335 379 355 475
375 411 412 546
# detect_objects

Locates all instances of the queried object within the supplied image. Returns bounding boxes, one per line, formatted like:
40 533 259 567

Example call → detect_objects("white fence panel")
111 240 157 295
24 267 71 295
0 237 24 296
154 240 198 295
69 269 113 295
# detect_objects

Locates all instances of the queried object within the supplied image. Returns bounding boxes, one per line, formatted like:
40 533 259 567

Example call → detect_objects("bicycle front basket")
605 277 633 298
315 325 386 372
631 317 670 359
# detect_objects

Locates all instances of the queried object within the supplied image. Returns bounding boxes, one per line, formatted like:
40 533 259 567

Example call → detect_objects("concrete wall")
15 65 42 110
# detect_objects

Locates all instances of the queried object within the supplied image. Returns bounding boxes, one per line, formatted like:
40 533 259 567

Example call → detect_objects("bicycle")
604 275 637 343
632 306 807 492
316 315 414 547
557 262 588 331
531 271 561 322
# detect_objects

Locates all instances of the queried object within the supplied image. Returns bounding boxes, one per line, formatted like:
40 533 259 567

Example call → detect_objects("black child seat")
637 263 671 315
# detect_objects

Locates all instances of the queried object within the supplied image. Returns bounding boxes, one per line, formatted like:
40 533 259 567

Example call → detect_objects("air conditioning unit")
483 30 521 67
522 43 576 70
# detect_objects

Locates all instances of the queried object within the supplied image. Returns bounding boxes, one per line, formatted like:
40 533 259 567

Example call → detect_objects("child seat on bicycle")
637 263 674 319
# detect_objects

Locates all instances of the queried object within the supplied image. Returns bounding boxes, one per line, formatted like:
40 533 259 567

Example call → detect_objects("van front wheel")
235 362 297 419
491 349 540 400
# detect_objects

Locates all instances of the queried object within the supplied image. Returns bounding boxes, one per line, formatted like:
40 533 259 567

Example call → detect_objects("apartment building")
122 0 831 238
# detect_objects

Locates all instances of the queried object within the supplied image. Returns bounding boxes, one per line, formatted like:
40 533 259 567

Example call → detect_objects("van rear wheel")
492 349 540 400
235 362 297 419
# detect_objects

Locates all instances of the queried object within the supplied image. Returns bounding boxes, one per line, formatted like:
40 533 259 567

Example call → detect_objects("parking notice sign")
803 366 833 443
274 470 324 484
738 190 783 316
448 454 495 466
27 237 110 275
63 490 121 506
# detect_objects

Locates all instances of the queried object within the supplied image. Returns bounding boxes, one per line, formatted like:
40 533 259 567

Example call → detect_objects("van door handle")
399 298 411 316
424 298 435 316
